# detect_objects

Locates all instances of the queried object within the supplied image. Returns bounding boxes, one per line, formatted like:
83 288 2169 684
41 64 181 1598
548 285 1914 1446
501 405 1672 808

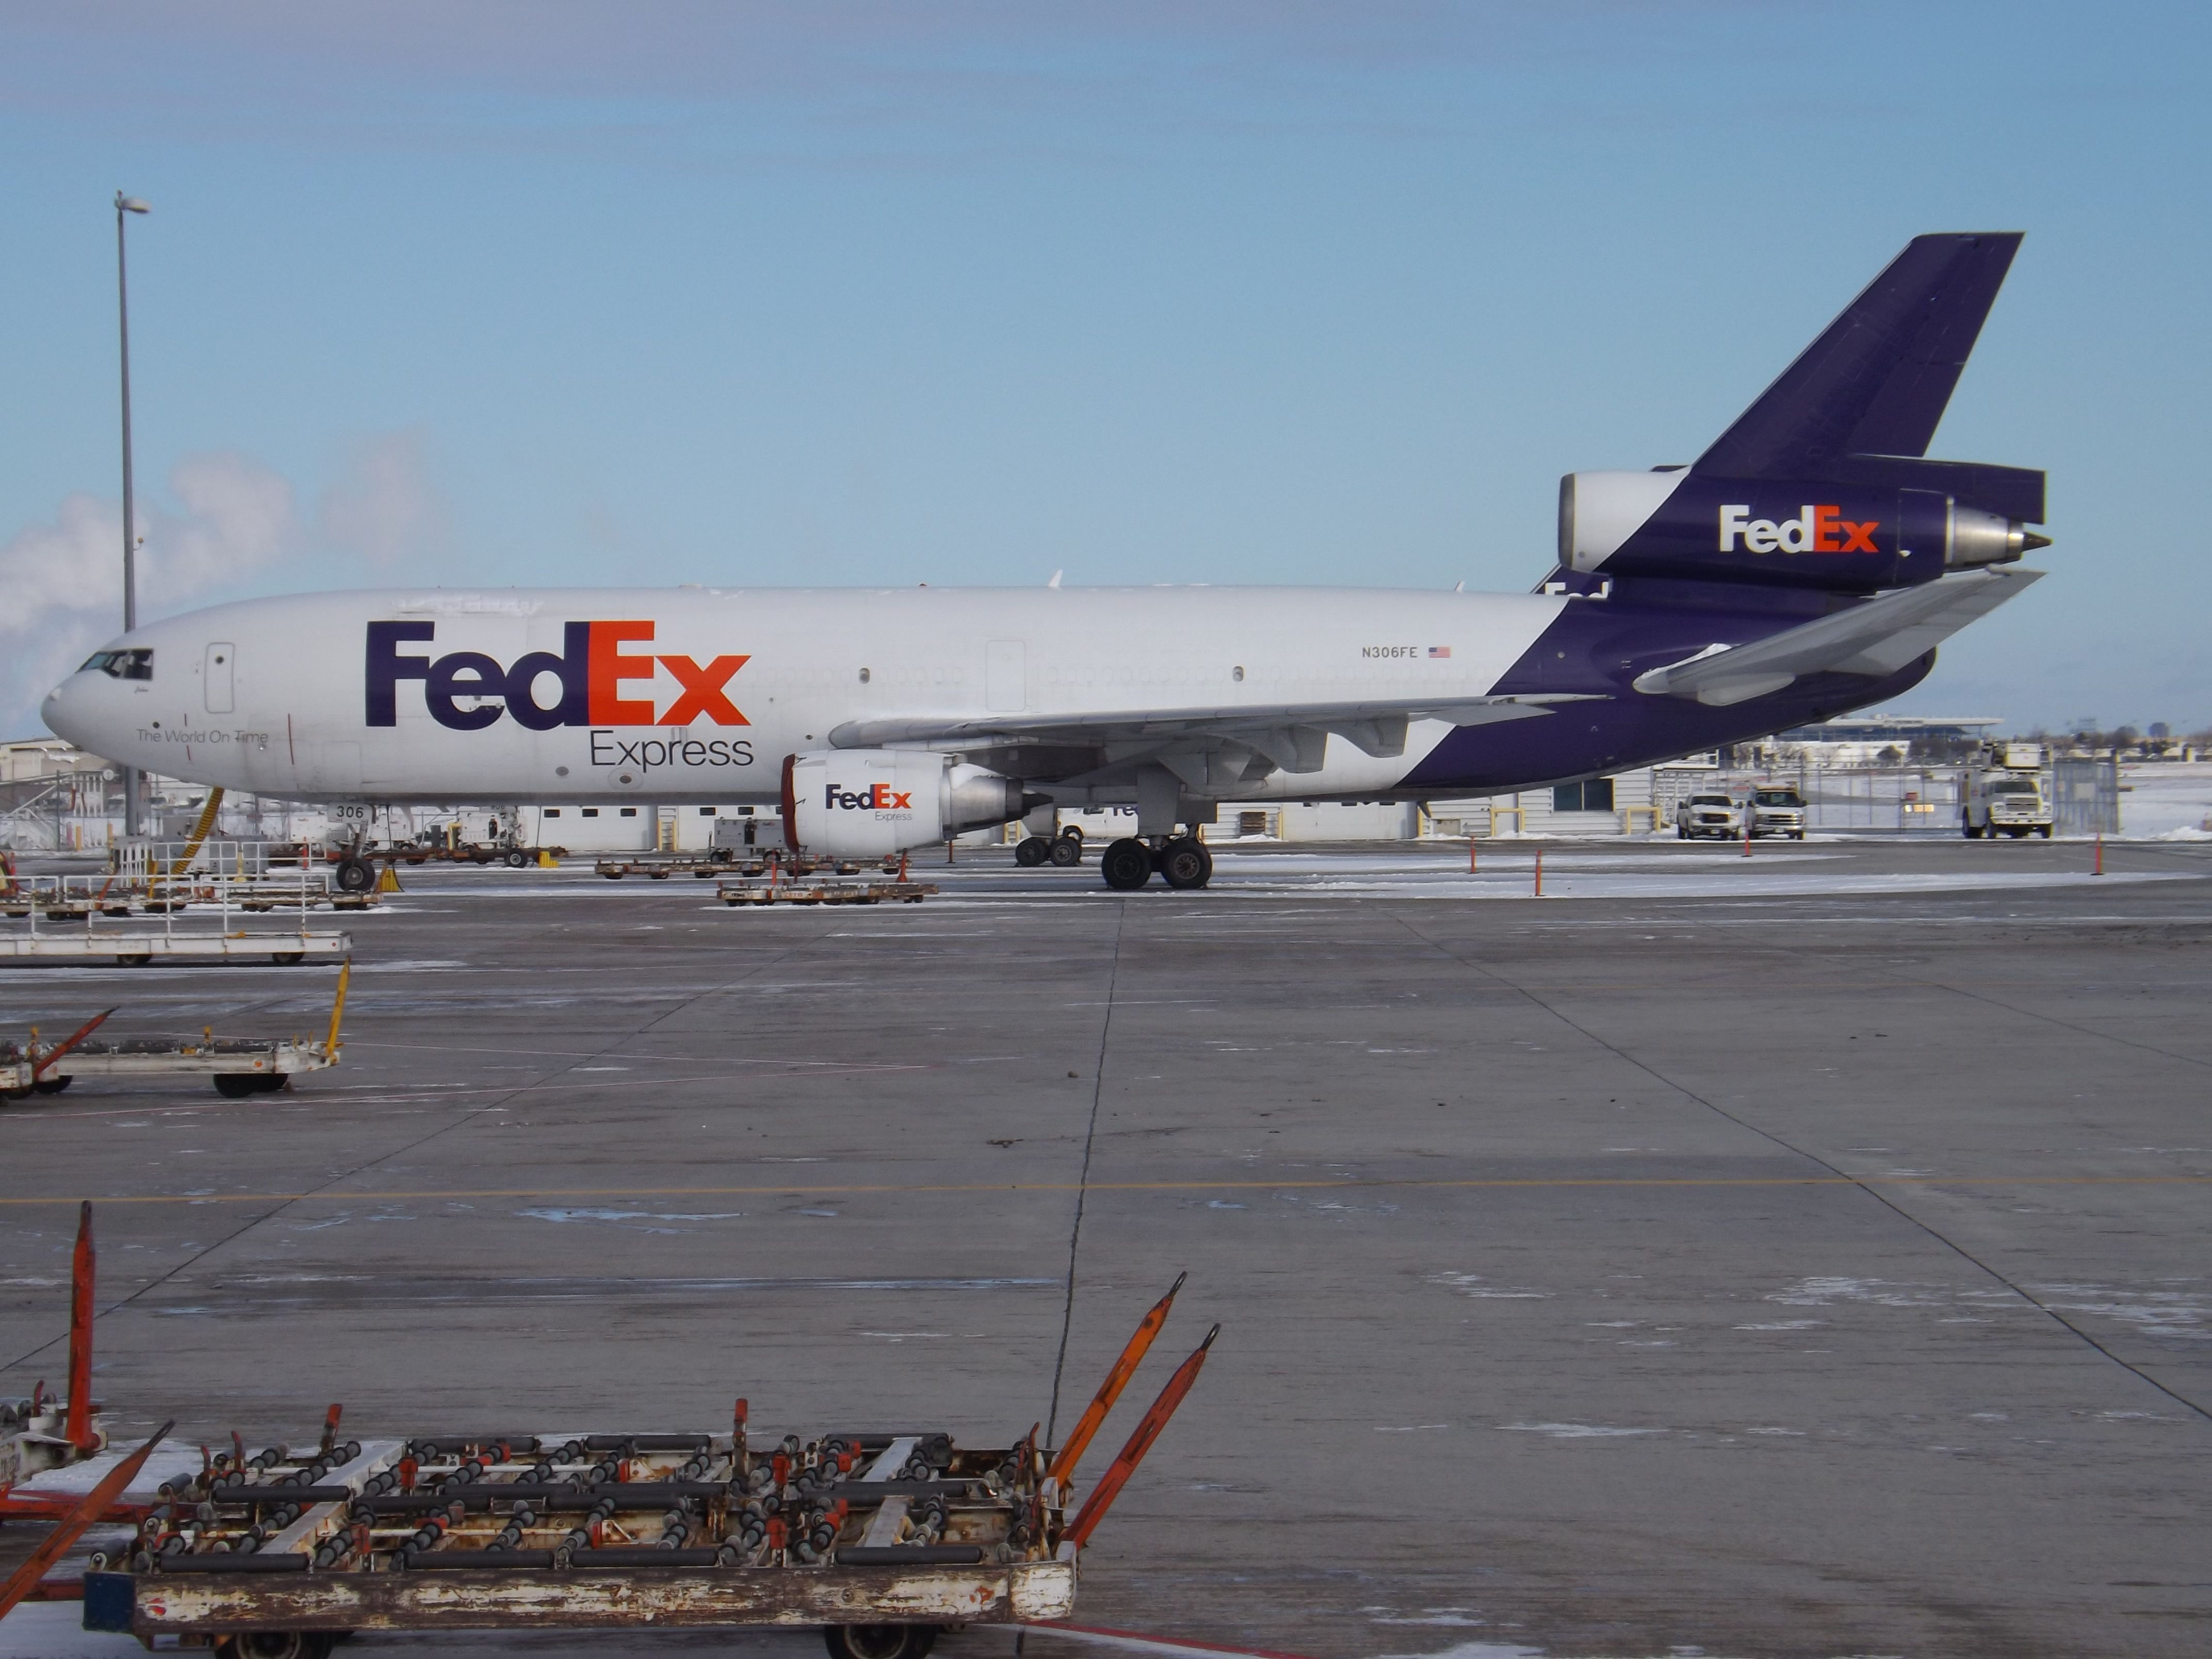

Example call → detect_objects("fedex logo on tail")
366 621 749 730
1719 505 1879 555
825 782 913 812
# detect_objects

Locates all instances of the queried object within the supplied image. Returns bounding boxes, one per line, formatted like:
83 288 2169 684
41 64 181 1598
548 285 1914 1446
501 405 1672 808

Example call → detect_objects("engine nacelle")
1559 471 2047 591
780 751 1032 857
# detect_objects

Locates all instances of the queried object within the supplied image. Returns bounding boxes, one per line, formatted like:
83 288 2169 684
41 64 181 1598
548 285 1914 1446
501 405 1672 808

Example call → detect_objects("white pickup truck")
1675 792 1741 839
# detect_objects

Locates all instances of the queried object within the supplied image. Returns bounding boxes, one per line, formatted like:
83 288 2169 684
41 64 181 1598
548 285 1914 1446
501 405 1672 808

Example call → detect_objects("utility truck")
1961 742 2053 838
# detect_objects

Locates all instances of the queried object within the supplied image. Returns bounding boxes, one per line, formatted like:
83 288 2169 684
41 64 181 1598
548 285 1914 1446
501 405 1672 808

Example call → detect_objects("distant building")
1 735 109 784
1756 714 2000 767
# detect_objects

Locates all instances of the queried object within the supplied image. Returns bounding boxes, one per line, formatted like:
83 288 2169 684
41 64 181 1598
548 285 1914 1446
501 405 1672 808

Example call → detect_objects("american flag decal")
1428 645 1451 659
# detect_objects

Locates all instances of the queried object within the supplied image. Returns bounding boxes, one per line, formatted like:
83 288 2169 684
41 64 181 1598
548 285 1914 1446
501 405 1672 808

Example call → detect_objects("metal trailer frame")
1 964 349 1100
4 1234 1213 1657
598 852 902 881
719 880 940 907
81 1427 1082 1646
1 870 354 964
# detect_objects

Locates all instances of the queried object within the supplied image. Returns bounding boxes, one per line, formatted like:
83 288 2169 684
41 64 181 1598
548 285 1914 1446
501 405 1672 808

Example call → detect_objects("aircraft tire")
505 849 529 868
1160 837 1212 889
1100 839 1153 890
32 1077 70 1095
1048 834 1082 867
333 858 376 893
1014 836 1052 868
214 1075 262 1099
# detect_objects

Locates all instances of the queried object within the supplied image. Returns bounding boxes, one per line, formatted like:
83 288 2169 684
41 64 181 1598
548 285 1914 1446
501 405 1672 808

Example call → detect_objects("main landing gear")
1101 835 1212 891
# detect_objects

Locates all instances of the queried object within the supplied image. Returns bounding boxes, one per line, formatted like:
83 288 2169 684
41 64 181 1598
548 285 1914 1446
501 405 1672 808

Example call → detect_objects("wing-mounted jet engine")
782 750 1040 857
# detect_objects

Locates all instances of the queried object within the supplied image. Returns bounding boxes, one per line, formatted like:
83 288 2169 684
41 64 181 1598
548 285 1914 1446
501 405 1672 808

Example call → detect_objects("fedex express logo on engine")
366 621 747 730
825 782 914 813
1719 505 1879 555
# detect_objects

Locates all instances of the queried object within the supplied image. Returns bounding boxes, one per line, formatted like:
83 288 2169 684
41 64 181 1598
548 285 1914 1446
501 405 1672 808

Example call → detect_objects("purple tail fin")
1695 233 2023 479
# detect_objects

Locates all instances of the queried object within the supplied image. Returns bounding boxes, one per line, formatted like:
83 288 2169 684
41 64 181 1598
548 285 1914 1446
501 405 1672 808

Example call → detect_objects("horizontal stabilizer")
1697 233 2024 479
1632 567 2042 707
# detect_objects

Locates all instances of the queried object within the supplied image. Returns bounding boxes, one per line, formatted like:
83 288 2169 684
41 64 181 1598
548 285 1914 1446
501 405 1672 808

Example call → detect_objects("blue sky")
5 2 2207 739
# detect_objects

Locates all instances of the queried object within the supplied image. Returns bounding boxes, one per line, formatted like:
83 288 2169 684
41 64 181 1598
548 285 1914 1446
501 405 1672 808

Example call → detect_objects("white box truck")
1961 743 2054 838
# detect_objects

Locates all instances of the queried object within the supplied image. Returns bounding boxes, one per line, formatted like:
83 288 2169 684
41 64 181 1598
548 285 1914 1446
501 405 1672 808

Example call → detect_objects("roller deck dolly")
2 1229 1213 1659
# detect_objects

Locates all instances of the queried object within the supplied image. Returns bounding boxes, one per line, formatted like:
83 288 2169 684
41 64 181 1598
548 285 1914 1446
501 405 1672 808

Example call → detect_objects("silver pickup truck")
1750 786 1807 840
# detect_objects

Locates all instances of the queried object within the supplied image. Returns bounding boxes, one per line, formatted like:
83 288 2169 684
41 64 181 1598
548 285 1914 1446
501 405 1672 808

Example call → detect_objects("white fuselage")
43 586 1566 807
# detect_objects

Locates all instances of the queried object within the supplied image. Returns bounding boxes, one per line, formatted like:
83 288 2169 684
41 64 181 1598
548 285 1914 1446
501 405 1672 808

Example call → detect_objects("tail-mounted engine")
781 751 1036 856
1558 470 2048 592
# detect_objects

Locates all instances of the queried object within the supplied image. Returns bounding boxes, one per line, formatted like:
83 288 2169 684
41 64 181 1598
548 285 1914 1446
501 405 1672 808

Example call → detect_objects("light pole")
115 191 148 838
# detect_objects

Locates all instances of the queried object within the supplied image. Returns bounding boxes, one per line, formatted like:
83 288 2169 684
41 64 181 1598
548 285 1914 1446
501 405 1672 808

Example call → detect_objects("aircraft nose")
43 668 109 752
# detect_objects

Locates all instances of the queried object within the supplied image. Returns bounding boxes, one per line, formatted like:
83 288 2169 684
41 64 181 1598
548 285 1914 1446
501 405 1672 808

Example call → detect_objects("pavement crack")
1389 909 2212 1426
1046 900 1129 1441
1 920 846 1382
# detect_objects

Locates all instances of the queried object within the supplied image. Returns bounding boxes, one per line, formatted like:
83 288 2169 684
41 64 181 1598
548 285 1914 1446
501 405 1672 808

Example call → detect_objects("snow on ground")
2121 761 2212 838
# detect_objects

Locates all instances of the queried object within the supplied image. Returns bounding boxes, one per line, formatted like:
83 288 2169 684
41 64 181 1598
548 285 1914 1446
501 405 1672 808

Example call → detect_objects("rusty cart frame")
4 1240 1212 1659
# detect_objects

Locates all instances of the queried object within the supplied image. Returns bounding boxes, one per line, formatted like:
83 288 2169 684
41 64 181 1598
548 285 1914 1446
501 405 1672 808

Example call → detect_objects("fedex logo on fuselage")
366 621 748 730
1719 505 1879 556
825 783 913 812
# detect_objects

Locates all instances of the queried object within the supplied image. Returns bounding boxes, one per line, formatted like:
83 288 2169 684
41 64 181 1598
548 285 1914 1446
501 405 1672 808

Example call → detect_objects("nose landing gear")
1016 826 1087 868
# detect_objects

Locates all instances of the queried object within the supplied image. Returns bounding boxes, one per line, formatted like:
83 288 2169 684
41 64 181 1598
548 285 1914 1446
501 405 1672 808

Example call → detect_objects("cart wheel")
824 1627 939 1659
31 1076 71 1095
115 953 153 967
3 1087 32 1102
270 952 305 965
258 1074 292 1093
214 1075 262 1099
215 1632 335 1659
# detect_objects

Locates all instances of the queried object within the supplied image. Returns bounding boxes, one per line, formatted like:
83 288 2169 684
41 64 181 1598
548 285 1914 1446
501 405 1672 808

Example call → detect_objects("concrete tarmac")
2 835 2207 1658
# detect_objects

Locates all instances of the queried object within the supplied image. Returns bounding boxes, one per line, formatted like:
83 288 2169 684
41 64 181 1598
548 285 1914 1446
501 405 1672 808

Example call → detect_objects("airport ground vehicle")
1749 787 1807 839
1961 742 2054 837
1676 792 1741 839
47 235 2050 894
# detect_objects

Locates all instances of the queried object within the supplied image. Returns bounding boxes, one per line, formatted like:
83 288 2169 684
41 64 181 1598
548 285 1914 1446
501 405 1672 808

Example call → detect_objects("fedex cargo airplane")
45 233 2048 891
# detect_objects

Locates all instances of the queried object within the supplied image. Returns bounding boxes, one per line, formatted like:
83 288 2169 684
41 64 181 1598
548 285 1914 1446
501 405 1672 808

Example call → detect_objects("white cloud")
151 450 300 598
0 435 445 738
0 452 300 658
318 429 444 568
0 491 124 640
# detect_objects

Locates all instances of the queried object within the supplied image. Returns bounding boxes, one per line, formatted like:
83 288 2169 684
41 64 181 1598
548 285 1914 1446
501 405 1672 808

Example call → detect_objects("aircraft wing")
1632 566 2042 708
828 692 1602 770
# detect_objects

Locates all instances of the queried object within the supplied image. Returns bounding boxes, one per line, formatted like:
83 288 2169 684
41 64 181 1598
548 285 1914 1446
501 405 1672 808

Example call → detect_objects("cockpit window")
80 648 154 681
